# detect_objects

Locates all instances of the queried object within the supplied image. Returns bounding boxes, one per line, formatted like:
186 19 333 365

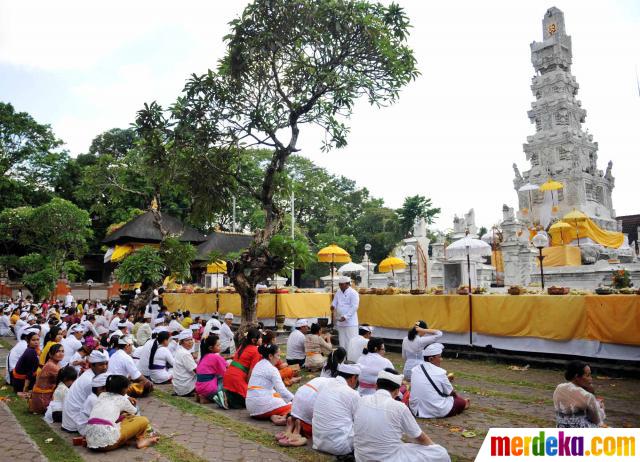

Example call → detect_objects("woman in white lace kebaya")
553 360 605 428
85 374 158 451
245 343 294 425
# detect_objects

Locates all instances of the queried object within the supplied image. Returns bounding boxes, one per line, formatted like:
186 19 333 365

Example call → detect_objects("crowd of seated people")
1 292 608 460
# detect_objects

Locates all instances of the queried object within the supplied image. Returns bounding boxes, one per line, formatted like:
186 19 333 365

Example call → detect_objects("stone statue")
513 163 523 182
605 161 614 181
502 204 515 222
453 215 465 235
413 218 427 238
464 209 477 235
580 246 600 265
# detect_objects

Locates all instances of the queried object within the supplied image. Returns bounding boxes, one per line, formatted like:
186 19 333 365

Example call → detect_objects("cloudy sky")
1 0 639 231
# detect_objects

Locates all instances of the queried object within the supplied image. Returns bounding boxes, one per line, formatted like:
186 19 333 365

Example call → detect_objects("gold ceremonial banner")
549 216 624 248
585 295 640 346
358 295 470 333
162 293 640 346
472 295 587 341
538 245 581 267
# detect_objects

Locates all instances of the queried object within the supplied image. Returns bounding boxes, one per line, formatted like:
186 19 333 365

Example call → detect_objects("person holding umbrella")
331 276 360 349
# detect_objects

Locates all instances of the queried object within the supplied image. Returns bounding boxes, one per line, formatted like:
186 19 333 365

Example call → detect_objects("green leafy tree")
26 198 93 269
114 246 165 286
0 198 92 271
88 128 137 159
353 206 403 264
63 260 85 282
0 102 66 211
22 267 58 301
114 239 197 313
0 101 65 184
396 195 440 238
17 253 58 301
168 0 418 323
160 237 197 282
268 234 314 278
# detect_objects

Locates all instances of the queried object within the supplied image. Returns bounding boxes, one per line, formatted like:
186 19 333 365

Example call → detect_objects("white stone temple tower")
513 7 616 230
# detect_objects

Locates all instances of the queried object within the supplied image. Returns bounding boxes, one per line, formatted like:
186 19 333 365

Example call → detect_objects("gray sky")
1 0 638 231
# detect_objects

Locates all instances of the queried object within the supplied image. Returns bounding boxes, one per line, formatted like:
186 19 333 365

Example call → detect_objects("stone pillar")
500 205 535 287
360 253 376 288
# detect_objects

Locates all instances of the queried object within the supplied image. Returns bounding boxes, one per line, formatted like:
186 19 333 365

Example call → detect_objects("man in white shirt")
62 350 109 433
108 335 153 397
173 330 197 396
94 308 109 331
168 314 184 333
14 311 29 341
409 343 470 419
108 308 127 332
312 363 361 456
286 319 309 367
203 314 222 339
347 325 373 363
219 312 236 354
136 313 153 346
291 376 332 438
0 307 12 336
354 368 450 462
331 276 359 349
61 325 84 367
103 305 114 324
65 291 74 308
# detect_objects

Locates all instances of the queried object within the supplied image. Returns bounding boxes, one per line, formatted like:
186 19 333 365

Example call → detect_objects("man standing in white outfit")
354 368 450 462
312 363 361 456
331 276 359 349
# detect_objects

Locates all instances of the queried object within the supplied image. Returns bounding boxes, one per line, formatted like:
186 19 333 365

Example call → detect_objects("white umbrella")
446 234 492 346
518 183 539 216
446 236 492 260
337 262 366 273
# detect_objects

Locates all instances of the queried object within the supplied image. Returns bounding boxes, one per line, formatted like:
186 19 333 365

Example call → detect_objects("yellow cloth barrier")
536 245 582 267
585 295 640 346
549 217 624 248
472 295 587 341
358 295 470 333
162 293 640 346
162 293 333 319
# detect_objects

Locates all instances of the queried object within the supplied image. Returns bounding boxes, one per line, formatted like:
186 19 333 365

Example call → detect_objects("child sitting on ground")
44 365 78 423
85 374 159 451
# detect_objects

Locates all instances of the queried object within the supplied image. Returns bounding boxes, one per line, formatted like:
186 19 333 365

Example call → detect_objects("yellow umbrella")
539 179 564 191
317 244 351 263
378 256 407 276
539 179 564 216
549 221 573 245
317 244 350 293
206 261 227 274
562 209 588 247
206 260 227 313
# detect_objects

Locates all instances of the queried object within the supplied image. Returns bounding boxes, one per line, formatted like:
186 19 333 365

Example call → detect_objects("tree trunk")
128 286 155 317
236 281 257 326
228 240 284 327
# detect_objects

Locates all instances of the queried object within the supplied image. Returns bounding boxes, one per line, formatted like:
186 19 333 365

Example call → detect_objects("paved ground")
1 338 639 462
0 403 47 462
